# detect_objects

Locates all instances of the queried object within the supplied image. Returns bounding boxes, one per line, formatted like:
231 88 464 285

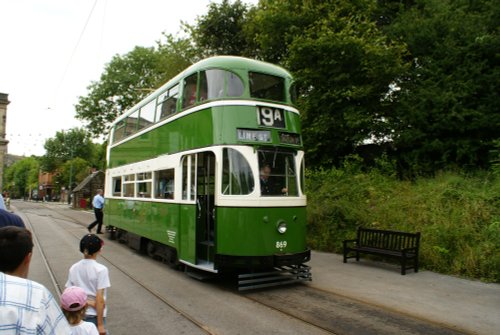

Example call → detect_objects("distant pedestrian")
61 286 99 335
87 189 104 234
0 193 6 211
66 234 110 335
0 226 71 334
0 208 25 228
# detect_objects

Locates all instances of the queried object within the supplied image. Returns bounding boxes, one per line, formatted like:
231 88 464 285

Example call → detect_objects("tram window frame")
290 82 298 105
221 148 255 195
113 120 126 143
299 157 305 195
258 150 298 197
123 174 135 197
156 84 179 121
125 111 139 137
154 169 175 199
182 74 198 109
138 100 156 130
200 69 225 101
249 72 285 102
181 155 197 201
135 172 152 198
112 177 122 197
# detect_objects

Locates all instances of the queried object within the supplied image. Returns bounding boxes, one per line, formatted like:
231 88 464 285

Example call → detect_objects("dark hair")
0 226 34 273
79 234 103 255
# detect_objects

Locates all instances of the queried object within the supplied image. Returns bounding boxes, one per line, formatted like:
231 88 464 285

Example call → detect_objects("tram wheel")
146 240 157 258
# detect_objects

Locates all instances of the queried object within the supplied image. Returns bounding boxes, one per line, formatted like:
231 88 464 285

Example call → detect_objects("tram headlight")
277 221 287 234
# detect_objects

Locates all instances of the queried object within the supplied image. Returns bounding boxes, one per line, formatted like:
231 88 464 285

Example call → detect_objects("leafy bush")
306 163 500 282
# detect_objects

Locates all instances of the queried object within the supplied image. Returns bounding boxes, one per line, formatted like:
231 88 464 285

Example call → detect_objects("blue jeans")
84 316 107 334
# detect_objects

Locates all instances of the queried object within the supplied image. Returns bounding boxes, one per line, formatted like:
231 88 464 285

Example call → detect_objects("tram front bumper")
215 249 311 271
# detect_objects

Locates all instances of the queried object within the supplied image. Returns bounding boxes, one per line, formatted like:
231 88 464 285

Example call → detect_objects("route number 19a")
257 106 285 128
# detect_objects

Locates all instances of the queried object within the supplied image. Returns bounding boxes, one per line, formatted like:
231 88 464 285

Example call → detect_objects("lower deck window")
155 169 175 199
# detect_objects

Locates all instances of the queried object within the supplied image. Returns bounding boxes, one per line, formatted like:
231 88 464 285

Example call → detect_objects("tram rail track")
23 203 467 335
33 205 336 334
22 206 218 335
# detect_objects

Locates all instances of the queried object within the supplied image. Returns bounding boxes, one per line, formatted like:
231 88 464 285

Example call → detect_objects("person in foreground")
61 286 99 335
0 226 71 334
66 234 110 335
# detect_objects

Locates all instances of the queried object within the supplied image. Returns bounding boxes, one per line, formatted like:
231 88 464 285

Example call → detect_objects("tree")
76 36 197 137
3 157 39 198
53 157 92 192
40 128 96 172
188 0 256 57
386 0 500 173
250 0 408 166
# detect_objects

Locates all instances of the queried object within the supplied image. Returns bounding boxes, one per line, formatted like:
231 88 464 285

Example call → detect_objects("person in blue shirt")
87 189 104 234
0 209 25 228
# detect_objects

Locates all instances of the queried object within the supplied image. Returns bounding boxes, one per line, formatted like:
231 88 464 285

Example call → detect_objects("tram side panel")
105 199 181 252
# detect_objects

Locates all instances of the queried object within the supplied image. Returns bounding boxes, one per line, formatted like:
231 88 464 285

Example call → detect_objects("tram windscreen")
222 148 254 195
249 72 285 102
258 150 298 196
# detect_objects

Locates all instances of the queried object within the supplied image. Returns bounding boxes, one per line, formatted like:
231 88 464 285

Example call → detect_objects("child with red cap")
66 234 110 335
61 286 99 334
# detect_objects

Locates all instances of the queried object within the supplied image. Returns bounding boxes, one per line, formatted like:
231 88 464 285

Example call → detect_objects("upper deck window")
200 70 224 101
199 69 244 102
182 74 198 109
249 72 285 102
138 100 156 130
227 72 244 97
157 84 179 121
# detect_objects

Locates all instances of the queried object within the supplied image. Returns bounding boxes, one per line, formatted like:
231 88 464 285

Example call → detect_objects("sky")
0 0 257 157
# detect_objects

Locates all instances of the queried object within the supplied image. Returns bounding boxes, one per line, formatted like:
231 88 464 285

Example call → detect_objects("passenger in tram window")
61 286 99 335
66 234 110 335
259 164 288 196
0 226 72 334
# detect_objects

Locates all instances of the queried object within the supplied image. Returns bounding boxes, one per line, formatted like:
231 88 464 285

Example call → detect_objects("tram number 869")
276 241 287 249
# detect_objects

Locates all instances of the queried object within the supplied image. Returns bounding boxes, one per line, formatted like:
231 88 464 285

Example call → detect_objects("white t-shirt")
66 259 111 317
71 321 99 335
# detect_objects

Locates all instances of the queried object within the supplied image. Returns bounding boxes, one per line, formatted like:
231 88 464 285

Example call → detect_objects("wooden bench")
343 227 421 275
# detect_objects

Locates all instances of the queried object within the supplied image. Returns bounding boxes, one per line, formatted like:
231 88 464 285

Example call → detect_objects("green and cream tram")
104 56 310 289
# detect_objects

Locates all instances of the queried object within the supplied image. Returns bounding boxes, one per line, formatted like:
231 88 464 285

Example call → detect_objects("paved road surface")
12 200 500 334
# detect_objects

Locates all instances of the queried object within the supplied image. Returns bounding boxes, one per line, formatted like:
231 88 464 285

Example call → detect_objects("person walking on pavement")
87 189 104 234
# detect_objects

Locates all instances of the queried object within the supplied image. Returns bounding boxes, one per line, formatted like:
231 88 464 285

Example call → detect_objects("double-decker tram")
104 56 311 289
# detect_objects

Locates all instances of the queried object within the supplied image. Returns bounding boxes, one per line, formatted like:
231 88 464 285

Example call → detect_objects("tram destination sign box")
237 129 272 142
257 106 285 128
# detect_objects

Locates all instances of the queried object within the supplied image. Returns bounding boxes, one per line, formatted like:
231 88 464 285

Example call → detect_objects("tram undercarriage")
107 227 311 290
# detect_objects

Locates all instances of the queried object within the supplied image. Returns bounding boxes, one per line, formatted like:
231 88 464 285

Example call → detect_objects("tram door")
195 152 216 266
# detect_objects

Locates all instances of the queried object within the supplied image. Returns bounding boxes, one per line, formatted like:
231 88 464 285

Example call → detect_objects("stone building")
0 93 10 191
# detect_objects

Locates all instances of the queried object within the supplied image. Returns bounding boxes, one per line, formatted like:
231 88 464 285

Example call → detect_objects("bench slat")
343 227 420 275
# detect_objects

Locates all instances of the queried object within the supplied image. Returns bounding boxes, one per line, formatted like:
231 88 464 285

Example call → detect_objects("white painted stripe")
109 100 299 149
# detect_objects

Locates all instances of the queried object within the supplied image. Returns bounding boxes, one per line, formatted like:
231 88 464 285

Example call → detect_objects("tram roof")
182 56 292 78
112 56 293 125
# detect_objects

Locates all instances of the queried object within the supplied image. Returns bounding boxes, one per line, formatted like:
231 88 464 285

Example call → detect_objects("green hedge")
306 164 500 282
